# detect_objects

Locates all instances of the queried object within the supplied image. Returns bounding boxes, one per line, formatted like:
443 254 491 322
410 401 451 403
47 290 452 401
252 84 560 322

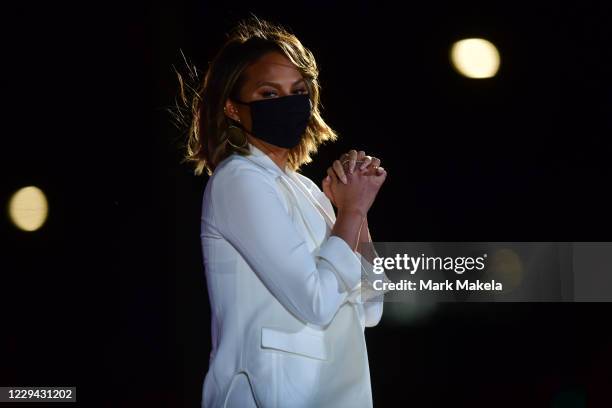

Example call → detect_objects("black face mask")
231 94 312 149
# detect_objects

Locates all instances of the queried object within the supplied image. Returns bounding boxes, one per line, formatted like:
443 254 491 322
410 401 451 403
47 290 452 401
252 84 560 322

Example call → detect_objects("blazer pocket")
261 326 329 361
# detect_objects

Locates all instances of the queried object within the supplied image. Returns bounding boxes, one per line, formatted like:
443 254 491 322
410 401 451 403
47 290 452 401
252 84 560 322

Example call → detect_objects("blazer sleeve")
303 173 389 327
212 166 363 327
354 252 392 327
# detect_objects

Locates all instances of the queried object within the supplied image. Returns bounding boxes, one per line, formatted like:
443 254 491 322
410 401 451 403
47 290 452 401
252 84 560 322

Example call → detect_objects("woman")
178 17 388 408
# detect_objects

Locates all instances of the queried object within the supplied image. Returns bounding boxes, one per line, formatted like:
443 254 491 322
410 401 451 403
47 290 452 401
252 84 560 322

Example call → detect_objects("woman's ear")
223 100 241 123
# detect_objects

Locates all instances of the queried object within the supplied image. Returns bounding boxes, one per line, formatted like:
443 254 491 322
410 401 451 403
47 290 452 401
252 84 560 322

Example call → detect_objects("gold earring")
226 123 248 149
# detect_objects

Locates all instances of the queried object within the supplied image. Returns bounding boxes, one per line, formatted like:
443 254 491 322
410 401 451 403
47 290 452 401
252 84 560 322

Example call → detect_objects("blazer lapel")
285 172 335 230
240 143 331 250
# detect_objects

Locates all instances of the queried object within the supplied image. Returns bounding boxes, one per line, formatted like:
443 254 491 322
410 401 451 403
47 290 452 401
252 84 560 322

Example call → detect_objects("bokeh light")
450 38 501 78
7 186 49 231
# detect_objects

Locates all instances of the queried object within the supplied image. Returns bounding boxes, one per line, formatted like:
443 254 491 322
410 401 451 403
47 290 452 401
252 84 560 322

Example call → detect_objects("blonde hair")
173 16 338 176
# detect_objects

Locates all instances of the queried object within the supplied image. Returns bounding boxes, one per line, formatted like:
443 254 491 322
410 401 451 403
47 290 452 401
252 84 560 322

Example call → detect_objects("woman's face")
225 51 309 140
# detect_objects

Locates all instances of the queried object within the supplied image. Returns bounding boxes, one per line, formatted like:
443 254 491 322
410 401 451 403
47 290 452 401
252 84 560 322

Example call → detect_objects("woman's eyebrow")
255 78 305 87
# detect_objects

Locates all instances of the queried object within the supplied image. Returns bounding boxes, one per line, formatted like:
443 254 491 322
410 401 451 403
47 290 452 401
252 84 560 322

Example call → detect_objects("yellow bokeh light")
450 38 500 78
7 186 49 231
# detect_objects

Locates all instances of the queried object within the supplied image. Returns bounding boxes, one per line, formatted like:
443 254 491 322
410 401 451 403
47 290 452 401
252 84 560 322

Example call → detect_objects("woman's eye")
261 89 307 98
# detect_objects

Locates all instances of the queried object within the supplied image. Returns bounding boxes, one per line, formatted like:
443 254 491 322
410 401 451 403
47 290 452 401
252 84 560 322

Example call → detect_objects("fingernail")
342 176 348 184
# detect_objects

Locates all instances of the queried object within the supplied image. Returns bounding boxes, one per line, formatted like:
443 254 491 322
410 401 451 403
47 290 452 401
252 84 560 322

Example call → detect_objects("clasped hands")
322 149 387 216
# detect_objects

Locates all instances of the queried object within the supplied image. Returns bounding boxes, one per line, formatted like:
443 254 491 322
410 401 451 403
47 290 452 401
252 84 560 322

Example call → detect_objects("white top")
200 142 387 408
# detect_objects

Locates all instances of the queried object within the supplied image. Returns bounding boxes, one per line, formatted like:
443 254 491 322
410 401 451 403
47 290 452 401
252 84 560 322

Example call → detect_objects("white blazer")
200 143 388 408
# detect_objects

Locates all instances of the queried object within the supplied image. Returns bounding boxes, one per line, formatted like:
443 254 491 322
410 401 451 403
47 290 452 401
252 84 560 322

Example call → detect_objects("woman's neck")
247 136 289 173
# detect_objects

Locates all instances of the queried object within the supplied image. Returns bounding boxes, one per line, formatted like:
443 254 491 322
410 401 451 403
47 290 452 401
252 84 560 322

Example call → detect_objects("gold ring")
342 159 365 167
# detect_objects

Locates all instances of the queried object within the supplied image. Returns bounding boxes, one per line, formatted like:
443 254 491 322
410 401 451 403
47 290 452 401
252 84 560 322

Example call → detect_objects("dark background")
2 0 611 406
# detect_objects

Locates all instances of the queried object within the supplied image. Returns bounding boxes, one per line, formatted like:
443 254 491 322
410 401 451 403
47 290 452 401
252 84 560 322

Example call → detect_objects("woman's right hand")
325 163 387 216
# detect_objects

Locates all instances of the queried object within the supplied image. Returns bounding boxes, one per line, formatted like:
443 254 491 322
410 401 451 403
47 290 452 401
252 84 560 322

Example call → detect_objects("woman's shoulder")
206 154 279 206
211 153 271 183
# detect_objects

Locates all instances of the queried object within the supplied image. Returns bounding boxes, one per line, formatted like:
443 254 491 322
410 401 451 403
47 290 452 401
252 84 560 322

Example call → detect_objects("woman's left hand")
322 149 382 207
